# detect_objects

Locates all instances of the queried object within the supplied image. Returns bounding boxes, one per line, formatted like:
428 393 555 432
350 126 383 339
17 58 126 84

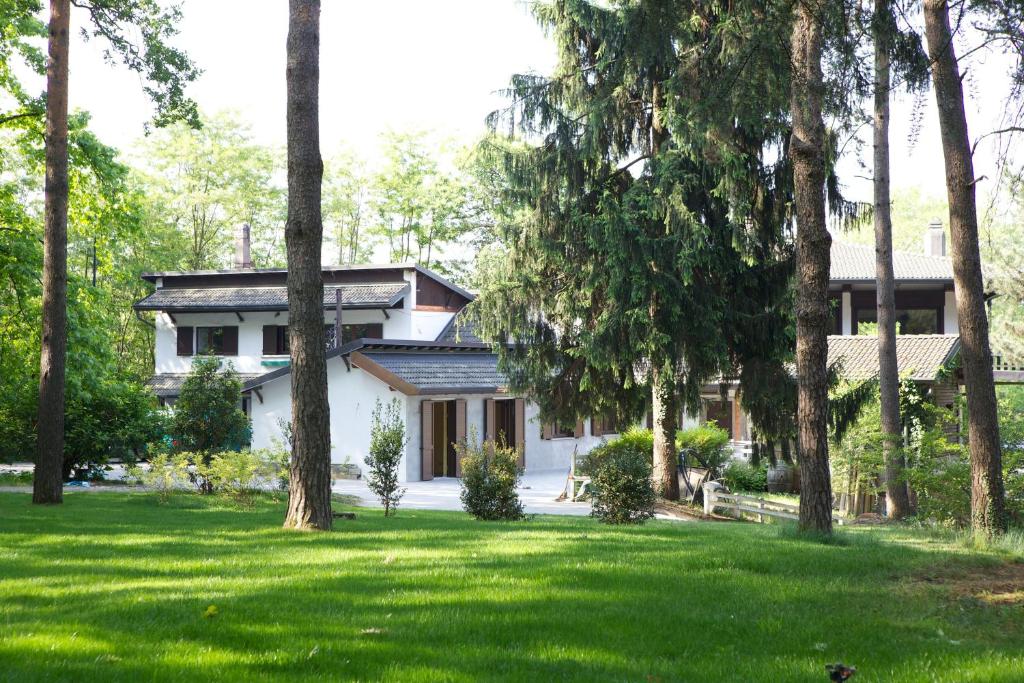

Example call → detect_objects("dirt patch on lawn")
915 562 1024 606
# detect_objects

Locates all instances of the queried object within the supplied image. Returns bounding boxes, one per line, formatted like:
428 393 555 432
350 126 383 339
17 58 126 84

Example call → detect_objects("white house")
135 228 608 481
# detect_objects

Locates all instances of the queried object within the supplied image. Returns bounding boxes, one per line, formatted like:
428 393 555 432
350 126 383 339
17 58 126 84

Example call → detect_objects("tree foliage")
469 0 797 500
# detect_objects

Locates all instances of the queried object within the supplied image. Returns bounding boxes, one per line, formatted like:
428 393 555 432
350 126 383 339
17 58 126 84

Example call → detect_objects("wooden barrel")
767 464 798 493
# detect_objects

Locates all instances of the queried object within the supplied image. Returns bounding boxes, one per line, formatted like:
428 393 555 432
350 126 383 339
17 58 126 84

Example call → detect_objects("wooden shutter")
591 417 602 437
454 399 466 477
263 326 277 355
542 423 553 440
514 399 526 468
222 326 239 356
484 399 496 442
421 400 434 481
176 326 193 356
573 419 584 438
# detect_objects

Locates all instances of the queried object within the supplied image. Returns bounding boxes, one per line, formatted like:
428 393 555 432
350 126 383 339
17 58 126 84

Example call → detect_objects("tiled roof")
827 334 960 382
146 373 264 397
134 283 408 312
359 351 506 394
830 242 954 281
435 310 484 343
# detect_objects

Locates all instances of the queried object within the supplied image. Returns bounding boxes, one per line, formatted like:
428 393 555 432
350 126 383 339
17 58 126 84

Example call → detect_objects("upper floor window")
264 323 385 356
855 308 939 335
176 326 238 357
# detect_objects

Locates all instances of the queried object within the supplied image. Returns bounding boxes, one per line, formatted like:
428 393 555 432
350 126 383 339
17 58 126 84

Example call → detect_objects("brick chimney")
234 223 252 269
924 218 946 257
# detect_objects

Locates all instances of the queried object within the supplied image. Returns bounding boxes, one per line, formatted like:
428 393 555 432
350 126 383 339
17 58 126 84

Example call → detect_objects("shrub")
458 432 524 521
0 470 33 486
171 358 251 492
677 423 732 476
366 399 407 516
582 438 656 524
722 460 768 492
205 449 283 507
127 450 191 503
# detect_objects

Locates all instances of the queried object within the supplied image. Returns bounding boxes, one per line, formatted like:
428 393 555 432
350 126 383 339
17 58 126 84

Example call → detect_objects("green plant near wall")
457 430 524 521
366 399 407 517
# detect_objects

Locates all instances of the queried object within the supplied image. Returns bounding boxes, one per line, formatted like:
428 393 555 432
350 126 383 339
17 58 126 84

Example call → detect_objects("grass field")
1 493 1022 682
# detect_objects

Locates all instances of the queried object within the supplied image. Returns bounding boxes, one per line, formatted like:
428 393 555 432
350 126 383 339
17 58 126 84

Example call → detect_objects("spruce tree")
472 0 795 500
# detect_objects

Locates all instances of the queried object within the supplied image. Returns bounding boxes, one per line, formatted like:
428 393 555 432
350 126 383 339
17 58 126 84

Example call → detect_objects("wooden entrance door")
484 398 526 468
421 399 466 480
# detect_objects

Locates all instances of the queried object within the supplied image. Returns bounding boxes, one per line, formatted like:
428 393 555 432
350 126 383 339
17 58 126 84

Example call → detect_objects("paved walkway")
334 469 595 516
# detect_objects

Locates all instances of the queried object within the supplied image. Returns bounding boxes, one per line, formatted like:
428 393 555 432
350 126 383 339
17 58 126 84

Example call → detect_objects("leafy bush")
366 399 407 516
458 432 524 521
127 451 191 503
205 449 283 506
722 460 768 492
677 423 732 475
581 437 656 524
171 358 251 492
0 470 33 486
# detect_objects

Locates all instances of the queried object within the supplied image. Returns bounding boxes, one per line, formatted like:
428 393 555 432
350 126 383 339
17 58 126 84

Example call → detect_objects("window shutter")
542 423 553 440
421 401 434 481
514 399 526 468
574 420 584 438
591 417 602 437
263 326 277 355
223 326 239 356
176 326 193 356
454 399 466 477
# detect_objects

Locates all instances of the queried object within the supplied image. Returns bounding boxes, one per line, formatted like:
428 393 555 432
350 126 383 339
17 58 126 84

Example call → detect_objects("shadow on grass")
0 492 1022 682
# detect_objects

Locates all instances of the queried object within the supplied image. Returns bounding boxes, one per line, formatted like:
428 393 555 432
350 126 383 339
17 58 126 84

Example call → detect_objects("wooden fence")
703 482 845 525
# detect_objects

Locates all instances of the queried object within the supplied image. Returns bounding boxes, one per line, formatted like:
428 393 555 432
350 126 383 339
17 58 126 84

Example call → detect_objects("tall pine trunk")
34 0 71 505
651 362 680 500
874 0 912 519
648 77 680 501
790 0 833 534
923 0 1006 535
283 0 332 531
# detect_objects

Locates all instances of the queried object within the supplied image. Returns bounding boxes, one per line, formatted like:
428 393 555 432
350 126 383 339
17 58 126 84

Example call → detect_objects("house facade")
135 220 997 480
135 231 609 481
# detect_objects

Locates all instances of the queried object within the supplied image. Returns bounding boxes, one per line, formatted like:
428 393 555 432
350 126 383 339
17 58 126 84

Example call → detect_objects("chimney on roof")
924 219 947 257
235 223 252 269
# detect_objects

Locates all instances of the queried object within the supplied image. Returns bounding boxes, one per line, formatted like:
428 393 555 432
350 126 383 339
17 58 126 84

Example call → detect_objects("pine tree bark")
923 0 1006 535
651 362 680 500
34 0 71 505
790 0 833 534
874 0 912 519
283 0 332 531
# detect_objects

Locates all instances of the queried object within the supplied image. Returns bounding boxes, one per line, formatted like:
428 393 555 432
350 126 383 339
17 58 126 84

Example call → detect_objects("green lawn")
0 493 1021 682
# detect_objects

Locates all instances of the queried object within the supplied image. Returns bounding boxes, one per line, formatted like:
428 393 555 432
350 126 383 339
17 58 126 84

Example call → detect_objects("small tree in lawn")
366 399 407 516
172 357 251 493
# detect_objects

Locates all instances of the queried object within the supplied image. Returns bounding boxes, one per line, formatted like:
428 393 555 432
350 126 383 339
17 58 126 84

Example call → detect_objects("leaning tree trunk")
283 0 332 531
790 1 833 534
923 0 1006 536
34 0 71 505
651 362 680 500
873 0 912 519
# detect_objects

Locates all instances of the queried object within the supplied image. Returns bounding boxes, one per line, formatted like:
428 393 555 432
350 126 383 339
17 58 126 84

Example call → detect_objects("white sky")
54 0 1020 215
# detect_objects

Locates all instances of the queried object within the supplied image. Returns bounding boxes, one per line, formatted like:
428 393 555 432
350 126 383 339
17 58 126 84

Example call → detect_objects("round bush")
582 440 656 524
